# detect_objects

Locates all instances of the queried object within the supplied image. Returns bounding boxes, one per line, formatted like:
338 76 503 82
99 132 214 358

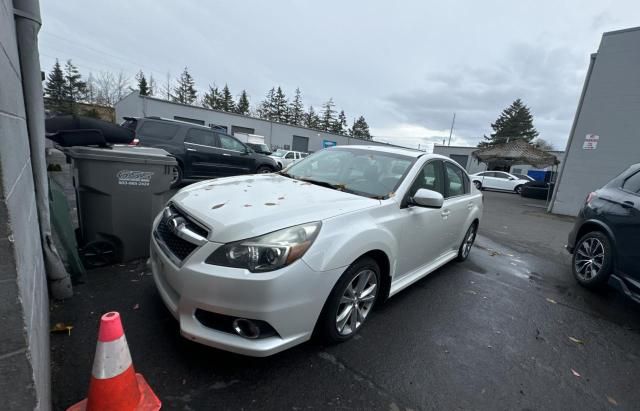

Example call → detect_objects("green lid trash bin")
64 146 177 266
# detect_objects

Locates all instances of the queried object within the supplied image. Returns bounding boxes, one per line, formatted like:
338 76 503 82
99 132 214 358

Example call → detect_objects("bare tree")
85 72 96 104
533 138 554 150
148 74 156 96
162 72 173 100
95 71 116 106
114 71 130 103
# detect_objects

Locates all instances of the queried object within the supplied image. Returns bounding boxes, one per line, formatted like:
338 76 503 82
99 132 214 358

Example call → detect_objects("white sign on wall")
583 134 599 150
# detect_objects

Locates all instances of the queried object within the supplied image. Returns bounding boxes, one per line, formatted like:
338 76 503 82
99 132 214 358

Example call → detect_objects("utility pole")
448 112 456 146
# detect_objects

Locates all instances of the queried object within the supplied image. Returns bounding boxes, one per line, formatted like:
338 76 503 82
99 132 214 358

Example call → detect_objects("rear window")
622 171 640 194
121 118 138 130
137 121 179 140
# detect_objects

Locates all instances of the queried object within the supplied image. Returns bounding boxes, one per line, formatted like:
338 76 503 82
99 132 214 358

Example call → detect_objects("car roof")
332 144 431 158
134 116 215 130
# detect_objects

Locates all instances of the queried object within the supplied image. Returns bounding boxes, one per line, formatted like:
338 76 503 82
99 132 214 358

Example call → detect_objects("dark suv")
567 163 640 302
122 117 278 186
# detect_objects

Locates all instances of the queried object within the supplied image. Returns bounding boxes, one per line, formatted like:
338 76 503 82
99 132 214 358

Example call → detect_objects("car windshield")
283 148 414 198
271 150 287 157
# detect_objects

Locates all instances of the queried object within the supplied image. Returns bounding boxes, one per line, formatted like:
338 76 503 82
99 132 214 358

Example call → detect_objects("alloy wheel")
462 225 476 258
335 269 378 336
171 166 180 184
574 237 605 281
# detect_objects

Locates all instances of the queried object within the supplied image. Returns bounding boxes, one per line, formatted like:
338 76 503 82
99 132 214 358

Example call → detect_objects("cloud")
382 42 586 149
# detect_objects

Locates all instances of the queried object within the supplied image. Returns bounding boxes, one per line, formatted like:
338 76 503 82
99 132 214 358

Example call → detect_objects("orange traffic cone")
68 312 161 411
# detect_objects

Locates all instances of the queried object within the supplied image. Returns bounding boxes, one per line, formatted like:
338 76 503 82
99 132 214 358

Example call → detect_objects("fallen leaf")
243 204 252 207
546 298 557 304
51 323 73 336
568 336 584 345
264 202 277 206
606 395 618 406
278 196 285 200
388 192 395 197
211 203 226 209
489 251 499 256
465 290 477 295
571 368 581 377
133 304 140 310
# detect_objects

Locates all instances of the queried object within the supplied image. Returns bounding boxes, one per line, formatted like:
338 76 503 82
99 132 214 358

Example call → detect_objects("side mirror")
411 188 444 208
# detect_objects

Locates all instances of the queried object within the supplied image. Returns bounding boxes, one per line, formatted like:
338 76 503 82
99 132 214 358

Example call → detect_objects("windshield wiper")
297 178 348 191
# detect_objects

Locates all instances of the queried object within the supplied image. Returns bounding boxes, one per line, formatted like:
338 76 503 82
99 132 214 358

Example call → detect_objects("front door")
615 171 640 277
216 133 255 176
443 161 473 250
183 128 223 178
394 160 451 279
492 172 513 190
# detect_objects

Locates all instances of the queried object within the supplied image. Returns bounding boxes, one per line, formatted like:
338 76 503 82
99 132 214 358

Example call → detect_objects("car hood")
170 174 380 243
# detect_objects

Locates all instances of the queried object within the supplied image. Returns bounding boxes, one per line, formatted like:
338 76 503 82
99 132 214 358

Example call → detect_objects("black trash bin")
65 146 177 266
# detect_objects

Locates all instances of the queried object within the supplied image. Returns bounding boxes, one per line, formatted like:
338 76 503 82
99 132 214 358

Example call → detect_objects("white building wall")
550 27 640 216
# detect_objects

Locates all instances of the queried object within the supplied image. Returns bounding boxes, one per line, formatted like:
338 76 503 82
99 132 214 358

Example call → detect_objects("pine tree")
272 86 288 122
288 87 304 125
64 60 86 112
202 85 222 110
479 98 538 147
257 87 276 120
172 67 197 104
320 98 337 131
304 106 320 129
44 59 67 113
235 90 250 115
351 116 371 139
136 70 149 96
219 84 236 112
332 110 348 134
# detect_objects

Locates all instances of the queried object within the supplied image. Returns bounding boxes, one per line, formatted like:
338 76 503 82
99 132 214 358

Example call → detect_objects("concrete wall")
551 27 640 216
116 93 406 152
432 145 487 174
0 1 50 409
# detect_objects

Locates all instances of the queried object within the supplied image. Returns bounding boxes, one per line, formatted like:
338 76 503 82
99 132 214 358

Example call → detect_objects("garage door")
292 135 309 152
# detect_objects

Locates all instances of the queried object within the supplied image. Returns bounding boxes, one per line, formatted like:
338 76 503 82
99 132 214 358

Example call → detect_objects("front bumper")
150 235 344 357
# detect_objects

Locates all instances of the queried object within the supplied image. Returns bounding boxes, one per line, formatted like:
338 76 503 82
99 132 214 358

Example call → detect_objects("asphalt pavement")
50 191 640 410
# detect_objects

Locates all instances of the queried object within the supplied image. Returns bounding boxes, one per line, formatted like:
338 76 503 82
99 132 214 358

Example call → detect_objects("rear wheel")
256 165 273 174
170 164 183 188
473 181 482 190
572 231 613 289
457 223 477 261
317 257 380 343
514 185 523 195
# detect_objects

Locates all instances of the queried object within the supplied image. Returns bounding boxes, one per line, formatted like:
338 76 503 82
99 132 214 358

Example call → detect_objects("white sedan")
470 171 531 194
150 146 483 356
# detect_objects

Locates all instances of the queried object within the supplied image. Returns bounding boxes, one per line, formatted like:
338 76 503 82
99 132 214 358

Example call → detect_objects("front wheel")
256 165 273 174
572 231 613 290
456 223 477 262
514 185 523 195
170 164 183 188
473 181 482 190
317 257 380 343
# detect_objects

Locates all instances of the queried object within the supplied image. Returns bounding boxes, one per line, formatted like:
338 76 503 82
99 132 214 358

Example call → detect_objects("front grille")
154 205 208 262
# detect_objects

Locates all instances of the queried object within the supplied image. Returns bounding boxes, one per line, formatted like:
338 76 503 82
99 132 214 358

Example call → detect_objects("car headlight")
205 222 321 272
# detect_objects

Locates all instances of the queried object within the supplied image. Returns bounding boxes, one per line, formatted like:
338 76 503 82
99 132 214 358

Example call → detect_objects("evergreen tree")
332 110 348 134
304 106 320 129
320 98 336 131
44 59 67 113
235 90 250 115
64 60 86 112
257 87 276 120
172 67 197 104
479 98 538 147
202 85 222 110
272 86 288 122
219 84 236 112
136 70 149 96
533 138 554 150
351 116 371 139
288 87 304 125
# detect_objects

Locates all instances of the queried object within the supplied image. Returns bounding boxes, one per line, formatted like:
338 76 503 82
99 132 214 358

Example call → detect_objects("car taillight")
586 192 597 205
129 138 140 146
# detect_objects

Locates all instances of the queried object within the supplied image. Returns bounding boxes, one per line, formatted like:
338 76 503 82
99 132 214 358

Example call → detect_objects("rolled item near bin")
64 146 177 265
45 115 134 147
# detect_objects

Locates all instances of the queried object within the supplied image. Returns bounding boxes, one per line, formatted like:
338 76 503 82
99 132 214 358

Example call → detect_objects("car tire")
256 165 273 174
572 231 613 290
473 181 482 190
317 257 380 343
514 185 523 195
170 163 183 189
456 223 477 262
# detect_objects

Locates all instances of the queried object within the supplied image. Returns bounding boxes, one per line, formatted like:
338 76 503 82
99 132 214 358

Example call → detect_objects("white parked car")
269 149 307 169
150 146 483 356
470 171 531 194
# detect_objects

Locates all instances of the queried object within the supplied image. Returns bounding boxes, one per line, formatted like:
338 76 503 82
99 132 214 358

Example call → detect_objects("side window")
409 161 445 197
137 121 179 140
184 128 217 147
218 134 246 152
495 172 509 180
285 152 295 159
622 171 640 194
444 162 468 197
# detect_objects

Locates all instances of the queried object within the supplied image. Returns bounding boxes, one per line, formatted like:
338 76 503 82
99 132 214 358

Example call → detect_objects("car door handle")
222 153 231 157
186 148 197 152
466 202 474 210
441 210 451 217
622 200 634 208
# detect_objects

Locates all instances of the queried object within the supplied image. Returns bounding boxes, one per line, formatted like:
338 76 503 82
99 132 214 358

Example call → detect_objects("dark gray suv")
122 117 278 187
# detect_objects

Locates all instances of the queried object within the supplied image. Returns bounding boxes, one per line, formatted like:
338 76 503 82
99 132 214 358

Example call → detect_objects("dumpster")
65 146 177 266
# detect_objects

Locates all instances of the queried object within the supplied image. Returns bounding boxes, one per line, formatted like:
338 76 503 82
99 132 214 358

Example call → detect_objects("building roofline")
602 26 640 37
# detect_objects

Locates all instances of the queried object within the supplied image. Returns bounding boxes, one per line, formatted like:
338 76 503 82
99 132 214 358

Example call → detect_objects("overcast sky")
38 1 640 151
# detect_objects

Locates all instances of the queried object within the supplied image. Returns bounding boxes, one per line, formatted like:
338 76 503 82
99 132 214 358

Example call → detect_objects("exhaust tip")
232 318 261 339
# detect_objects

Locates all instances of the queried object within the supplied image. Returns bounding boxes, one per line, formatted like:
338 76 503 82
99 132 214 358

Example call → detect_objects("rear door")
183 128 223 178
615 171 640 277
216 133 255 175
443 161 473 250
493 172 514 190
481 172 500 189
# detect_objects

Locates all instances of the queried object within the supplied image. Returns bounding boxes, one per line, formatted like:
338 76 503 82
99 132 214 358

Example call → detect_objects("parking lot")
49 190 640 410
